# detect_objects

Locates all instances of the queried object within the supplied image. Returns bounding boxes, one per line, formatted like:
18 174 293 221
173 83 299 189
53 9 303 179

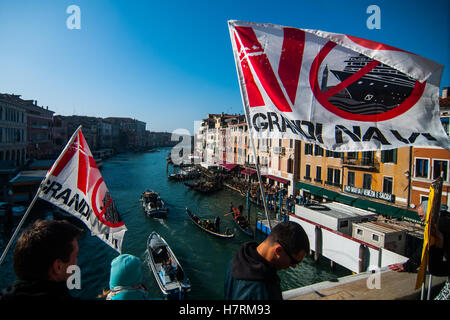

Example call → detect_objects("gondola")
147 231 191 299
231 206 253 237
185 207 235 238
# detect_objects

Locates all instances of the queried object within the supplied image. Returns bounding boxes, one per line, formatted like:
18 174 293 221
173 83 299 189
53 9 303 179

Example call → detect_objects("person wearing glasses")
224 221 309 300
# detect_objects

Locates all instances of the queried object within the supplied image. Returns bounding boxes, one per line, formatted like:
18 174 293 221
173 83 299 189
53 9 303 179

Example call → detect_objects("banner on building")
228 20 449 151
38 126 127 253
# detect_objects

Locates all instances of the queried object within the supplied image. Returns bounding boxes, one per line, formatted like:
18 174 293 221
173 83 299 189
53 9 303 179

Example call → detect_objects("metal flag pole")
0 125 82 266
228 22 272 232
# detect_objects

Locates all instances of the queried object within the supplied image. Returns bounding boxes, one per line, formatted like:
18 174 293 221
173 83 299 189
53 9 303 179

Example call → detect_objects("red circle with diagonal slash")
91 177 125 228
309 41 426 122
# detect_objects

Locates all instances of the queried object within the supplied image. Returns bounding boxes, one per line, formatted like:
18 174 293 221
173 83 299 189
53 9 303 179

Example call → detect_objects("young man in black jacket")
224 221 309 300
0 219 83 300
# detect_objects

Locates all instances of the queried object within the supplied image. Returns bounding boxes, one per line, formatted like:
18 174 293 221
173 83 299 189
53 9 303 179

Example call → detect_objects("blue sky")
0 0 448 133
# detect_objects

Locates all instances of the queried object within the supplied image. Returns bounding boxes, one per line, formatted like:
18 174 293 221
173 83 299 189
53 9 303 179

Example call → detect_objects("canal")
0 148 350 299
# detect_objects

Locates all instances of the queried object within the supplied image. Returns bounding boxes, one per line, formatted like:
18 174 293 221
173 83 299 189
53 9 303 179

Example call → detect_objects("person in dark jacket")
0 219 83 300
429 207 450 300
389 201 428 272
224 221 309 300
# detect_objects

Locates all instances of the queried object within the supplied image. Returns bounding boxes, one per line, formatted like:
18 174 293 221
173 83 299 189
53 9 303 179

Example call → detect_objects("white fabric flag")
38 127 127 253
228 20 449 151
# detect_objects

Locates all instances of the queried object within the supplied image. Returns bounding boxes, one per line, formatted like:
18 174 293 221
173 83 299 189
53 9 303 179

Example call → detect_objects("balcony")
342 156 379 171
272 146 285 155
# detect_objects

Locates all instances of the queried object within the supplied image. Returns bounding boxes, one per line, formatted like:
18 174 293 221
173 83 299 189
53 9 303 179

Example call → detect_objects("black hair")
14 219 83 281
267 221 310 254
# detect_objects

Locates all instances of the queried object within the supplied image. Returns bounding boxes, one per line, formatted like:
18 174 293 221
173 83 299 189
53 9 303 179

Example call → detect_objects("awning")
335 193 357 205
219 163 239 171
263 174 290 185
241 168 257 176
296 182 346 202
296 182 421 222
352 197 420 222
9 170 47 186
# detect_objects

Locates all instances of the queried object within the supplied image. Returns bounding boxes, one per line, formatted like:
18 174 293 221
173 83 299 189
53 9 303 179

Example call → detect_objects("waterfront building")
53 115 100 151
97 120 113 149
146 131 176 148
0 93 28 201
409 92 450 209
195 113 239 167
0 94 28 165
296 143 419 220
103 117 146 152
21 99 54 160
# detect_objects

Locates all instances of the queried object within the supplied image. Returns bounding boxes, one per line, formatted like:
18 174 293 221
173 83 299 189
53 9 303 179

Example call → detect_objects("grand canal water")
0 148 350 299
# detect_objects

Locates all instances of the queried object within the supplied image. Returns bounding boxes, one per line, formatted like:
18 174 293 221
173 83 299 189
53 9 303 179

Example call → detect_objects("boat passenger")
106 254 149 300
214 216 221 233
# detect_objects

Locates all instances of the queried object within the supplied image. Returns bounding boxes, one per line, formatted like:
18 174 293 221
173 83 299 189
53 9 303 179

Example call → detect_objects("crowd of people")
0 201 448 300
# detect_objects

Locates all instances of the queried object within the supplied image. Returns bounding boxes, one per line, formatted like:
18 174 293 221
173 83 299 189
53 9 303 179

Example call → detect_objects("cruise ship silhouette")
325 54 416 115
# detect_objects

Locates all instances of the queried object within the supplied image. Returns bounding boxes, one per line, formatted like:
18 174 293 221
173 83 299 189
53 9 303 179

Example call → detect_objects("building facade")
0 94 28 165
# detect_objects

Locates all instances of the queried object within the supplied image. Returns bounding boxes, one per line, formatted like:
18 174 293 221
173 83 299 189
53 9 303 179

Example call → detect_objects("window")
372 234 379 242
363 174 372 189
339 220 348 228
314 145 324 156
415 158 429 178
381 149 397 163
334 169 341 187
326 168 341 186
347 171 355 187
304 143 313 155
326 168 334 184
433 160 448 181
383 177 393 194
347 152 358 160
287 158 293 174
305 164 311 180
357 229 363 236
315 166 322 182
362 151 374 166
333 152 343 158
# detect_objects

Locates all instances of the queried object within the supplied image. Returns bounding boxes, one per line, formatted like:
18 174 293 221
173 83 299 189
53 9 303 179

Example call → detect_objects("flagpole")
0 125 82 266
228 22 272 232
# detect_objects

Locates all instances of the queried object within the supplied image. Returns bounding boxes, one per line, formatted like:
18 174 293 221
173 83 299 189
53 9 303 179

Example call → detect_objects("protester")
105 254 149 300
224 221 309 300
429 206 449 300
388 201 428 273
0 219 83 300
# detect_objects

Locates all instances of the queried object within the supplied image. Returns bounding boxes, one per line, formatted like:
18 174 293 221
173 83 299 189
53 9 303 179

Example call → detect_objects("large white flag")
229 20 449 151
38 127 127 253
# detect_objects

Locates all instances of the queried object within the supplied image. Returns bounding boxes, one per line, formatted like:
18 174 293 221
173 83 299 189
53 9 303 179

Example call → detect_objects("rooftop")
304 201 378 219
355 221 405 234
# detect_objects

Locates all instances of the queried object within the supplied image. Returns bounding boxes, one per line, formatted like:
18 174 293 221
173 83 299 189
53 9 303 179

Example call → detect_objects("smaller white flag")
38 127 127 253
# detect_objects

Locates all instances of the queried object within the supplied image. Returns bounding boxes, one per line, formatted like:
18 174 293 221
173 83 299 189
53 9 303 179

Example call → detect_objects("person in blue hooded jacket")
105 254 148 300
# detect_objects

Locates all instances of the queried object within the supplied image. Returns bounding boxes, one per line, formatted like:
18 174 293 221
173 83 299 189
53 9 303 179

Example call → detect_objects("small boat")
0 202 26 217
185 207 234 238
184 180 222 194
147 231 191 299
140 190 168 218
231 206 253 237
168 168 201 181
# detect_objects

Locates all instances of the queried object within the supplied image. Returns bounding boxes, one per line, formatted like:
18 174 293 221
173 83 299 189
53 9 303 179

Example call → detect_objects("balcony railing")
342 156 379 170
